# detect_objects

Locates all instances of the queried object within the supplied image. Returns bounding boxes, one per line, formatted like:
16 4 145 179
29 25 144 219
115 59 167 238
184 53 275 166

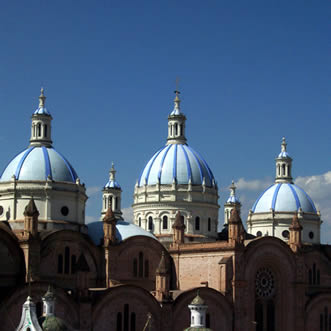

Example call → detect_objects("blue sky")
0 1 330 242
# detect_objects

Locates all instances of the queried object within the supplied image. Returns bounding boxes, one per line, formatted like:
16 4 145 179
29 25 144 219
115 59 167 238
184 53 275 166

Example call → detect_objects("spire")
39 87 46 108
30 88 53 147
224 181 241 225
109 162 116 181
167 90 187 145
156 251 168 275
275 137 293 183
281 136 287 153
24 197 39 217
289 213 303 252
172 90 181 115
103 205 116 223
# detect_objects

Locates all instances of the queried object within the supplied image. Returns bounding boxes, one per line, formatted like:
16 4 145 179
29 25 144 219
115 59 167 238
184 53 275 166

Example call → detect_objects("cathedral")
0 89 330 331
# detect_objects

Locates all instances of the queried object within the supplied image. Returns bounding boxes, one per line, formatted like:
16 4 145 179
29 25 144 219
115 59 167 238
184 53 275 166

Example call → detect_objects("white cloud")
122 207 133 223
235 177 273 191
295 171 331 243
86 186 100 197
85 215 98 224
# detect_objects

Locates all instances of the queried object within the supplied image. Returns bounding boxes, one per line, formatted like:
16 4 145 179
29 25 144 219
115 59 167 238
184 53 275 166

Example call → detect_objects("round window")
256 231 262 237
309 231 314 239
282 230 289 239
255 267 275 298
0 206 3 216
61 206 69 216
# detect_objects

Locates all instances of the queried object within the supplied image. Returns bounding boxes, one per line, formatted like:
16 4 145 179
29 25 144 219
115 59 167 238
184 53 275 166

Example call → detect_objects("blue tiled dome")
87 220 157 245
0 146 78 182
138 144 215 187
252 183 317 213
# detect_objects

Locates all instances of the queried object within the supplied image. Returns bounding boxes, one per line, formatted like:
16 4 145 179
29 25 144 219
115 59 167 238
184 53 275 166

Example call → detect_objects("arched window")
282 164 286 176
37 123 41 137
208 218 211 231
139 252 143 278
108 196 113 209
124 304 129 331
64 246 70 274
162 216 168 230
114 197 117 210
138 217 141 227
104 198 107 210
170 125 173 136
133 258 137 277
175 123 178 135
44 124 47 138
255 268 276 331
180 124 183 136
148 216 153 231
195 217 200 231
57 254 63 274
33 124 36 137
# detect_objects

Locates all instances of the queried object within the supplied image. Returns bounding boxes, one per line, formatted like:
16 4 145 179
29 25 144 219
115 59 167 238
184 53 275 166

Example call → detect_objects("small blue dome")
278 151 290 158
252 183 317 213
34 107 50 115
87 220 157 245
1 146 78 182
104 180 121 189
138 143 215 187
227 195 240 204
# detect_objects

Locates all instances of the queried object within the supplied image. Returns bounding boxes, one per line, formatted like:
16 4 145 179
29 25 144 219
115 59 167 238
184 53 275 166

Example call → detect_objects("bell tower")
275 137 293 183
30 88 53 147
166 90 187 145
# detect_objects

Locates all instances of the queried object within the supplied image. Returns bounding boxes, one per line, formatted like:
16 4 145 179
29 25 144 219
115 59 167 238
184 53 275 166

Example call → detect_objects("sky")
0 1 330 242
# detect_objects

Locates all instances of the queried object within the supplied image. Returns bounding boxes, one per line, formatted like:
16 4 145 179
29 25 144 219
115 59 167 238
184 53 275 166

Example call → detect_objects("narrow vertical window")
44 125 47 138
114 197 117 210
37 123 41 137
175 123 178 135
313 263 316 284
206 313 210 328
117 312 122 331
208 218 211 231
108 196 113 209
64 246 70 274
309 269 312 285
282 164 285 176
195 217 200 231
180 124 183 136
138 217 141 227
139 252 143 278
133 258 137 277
148 216 153 231
124 304 129 331
58 254 63 274
130 312 136 331
162 216 168 230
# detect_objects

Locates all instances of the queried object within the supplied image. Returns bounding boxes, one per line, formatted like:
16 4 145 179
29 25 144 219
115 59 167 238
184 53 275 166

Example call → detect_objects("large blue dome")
88 220 157 245
138 143 215 187
1 146 78 182
252 183 317 214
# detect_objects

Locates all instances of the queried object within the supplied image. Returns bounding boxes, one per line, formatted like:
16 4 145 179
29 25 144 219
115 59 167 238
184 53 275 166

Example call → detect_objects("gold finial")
39 87 46 108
